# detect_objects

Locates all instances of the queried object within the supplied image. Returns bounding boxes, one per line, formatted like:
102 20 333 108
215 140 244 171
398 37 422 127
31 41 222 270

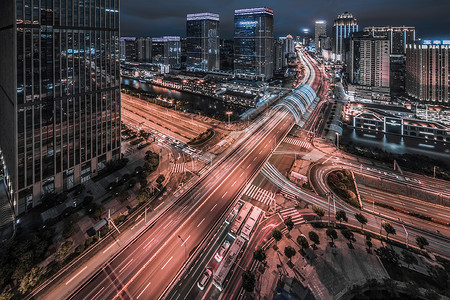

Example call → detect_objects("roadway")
69 107 297 299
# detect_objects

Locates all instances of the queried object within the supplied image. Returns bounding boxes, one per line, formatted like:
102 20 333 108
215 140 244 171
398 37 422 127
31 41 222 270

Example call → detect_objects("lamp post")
226 111 233 126
178 235 187 264
335 132 340 150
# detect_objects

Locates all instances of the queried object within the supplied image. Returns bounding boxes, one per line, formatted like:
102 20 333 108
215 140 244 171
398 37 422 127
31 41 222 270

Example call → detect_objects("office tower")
0 0 121 214
220 39 234 71
186 13 220 71
314 21 327 51
349 33 390 88
273 39 284 71
234 7 274 81
364 26 415 55
120 37 137 61
406 40 450 106
136 37 152 62
332 12 358 62
152 36 181 68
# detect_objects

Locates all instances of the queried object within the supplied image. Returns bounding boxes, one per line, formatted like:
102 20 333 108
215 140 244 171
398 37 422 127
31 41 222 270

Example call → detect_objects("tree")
312 205 325 220
424 289 441 300
416 236 429 250
284 246 297 263
366 235 373 252
241 269 255 292
308 231 320 247
326 228 338 245
375 247 399 266
272 228 283 247
355 213 368 230
156 174 165 185
401 250 418 268
341 228 355 246
297 235 309 250
284 216 294 232
382 221 396 239
253 246 266 263
336 210 348 224
18 267 42 294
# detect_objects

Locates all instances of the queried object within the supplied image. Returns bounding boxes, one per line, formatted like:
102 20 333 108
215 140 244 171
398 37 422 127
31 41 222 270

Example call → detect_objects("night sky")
121 0 450 40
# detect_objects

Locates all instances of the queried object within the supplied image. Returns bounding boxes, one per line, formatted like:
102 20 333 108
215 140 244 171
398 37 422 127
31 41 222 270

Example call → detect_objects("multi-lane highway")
69 106 301 299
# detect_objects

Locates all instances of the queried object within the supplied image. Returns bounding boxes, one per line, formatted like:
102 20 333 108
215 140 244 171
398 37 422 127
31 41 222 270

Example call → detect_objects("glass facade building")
186 13 220 71
0 0 121 215
152 36 181 68
332 12 358 62
234 7 274 81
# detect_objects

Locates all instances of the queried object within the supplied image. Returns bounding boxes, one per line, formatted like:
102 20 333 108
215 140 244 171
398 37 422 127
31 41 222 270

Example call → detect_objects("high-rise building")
0 0 121 214
120 37 137 61
314 21 327 51
186 13 220 71
349 33 390 88
152 36 181 68
234 7 274 81
273 39 284 71
332 12 358 62
406 40 450 106
364 26 415 55
136 37 152 62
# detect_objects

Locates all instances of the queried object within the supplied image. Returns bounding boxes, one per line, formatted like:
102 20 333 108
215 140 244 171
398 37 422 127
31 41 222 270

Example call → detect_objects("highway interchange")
28 45 450 300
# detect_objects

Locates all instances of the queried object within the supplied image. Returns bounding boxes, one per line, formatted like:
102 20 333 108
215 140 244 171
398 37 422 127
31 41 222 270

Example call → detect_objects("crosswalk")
171 163 185 173
244 185 275 207
279 207 305 226
283 137 311 149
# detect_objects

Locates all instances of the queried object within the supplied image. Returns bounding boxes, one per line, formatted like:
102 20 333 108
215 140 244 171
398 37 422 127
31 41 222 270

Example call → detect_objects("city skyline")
121 0 450 39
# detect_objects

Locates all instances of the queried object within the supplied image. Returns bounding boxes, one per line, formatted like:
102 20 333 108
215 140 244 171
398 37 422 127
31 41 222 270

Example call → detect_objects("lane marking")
240 172 244 178
161 256 173 270
103 242 116 254
211 204 217 212
92 287 105 299
119 259 134 273
181 235 191 246
197 218 205 228
231 180 237 187
137 282 152 299
144 237 155 250
221 191 228 199
66 266 87 285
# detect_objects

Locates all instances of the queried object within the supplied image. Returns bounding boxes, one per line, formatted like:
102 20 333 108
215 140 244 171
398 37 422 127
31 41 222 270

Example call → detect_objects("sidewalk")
258 224 389 300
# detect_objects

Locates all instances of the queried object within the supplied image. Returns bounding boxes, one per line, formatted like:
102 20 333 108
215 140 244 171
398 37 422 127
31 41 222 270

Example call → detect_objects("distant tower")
332 12 358 61
186 13 220 71
314 21 327 52
234 7 274 81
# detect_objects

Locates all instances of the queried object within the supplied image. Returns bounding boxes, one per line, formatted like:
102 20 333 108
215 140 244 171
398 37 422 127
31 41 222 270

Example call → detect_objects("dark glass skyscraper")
0 0 121 215
234 7 274 81
332 12 358 62
186 13 220 71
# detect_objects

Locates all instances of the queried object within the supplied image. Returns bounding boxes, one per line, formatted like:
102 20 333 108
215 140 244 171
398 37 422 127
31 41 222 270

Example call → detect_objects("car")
197 269 212 290
215 240 231 262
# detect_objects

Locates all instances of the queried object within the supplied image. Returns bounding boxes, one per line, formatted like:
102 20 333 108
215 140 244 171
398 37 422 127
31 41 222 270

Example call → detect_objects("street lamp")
335 132 340 150
226 111 233 126
178 235 187 264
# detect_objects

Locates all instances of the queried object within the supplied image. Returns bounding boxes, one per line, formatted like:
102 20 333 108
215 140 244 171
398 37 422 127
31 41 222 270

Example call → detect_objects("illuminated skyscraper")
234 7 274 81
314 20 327 51
364 26 415 55
332 12 358 61
406 40 450 106
186 13 220 71
0 0 121 214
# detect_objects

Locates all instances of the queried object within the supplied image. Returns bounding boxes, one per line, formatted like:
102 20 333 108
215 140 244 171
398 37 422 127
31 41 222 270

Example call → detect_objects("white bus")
213 236 246 291
229 202 252 237
240 206 262 240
